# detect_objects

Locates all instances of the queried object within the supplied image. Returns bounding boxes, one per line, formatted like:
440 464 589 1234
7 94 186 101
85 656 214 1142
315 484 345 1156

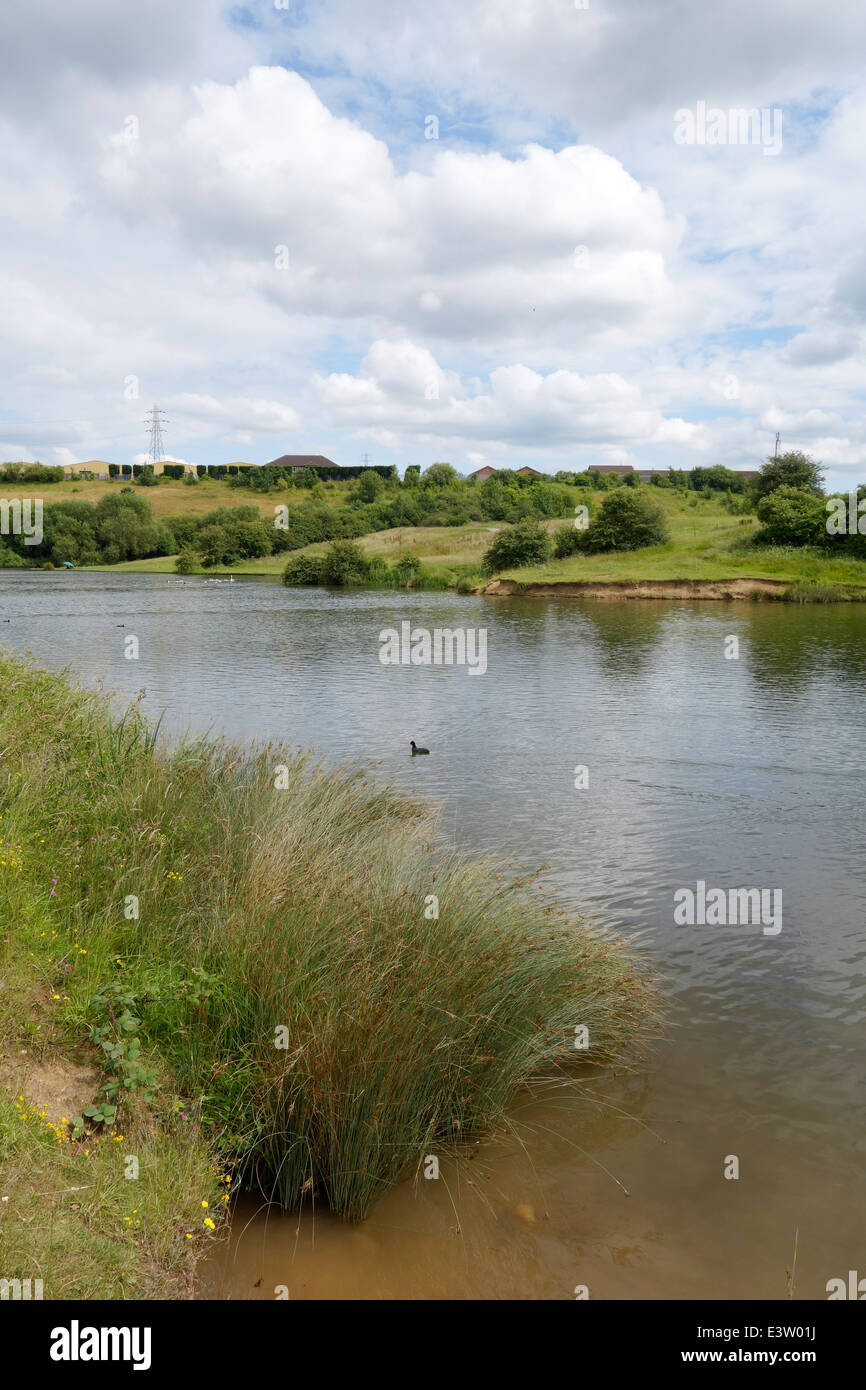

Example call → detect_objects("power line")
144 405 168 464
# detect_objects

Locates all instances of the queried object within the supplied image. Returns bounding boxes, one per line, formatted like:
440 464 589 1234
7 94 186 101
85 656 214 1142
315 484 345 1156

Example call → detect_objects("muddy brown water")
2 571 863 1299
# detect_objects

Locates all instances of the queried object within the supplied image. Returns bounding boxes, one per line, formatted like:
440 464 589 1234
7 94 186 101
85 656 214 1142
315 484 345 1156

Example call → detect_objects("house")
266 454 340 474
637 469 671 483
63 460 112 481
468 465 546 480
590 464 634 477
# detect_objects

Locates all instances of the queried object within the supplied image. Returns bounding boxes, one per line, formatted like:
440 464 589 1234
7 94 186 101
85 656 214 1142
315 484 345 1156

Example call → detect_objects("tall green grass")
778 579 847 603
0 654 655 1226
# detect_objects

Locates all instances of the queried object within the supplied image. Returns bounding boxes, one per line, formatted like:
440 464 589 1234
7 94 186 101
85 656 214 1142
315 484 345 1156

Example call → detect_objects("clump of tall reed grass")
0 653 656 1222
780 579 847 603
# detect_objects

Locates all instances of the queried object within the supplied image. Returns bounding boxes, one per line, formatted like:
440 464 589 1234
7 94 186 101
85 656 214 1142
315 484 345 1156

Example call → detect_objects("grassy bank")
0 654 655 1295
82 520 505 582
492 492 866 592
66 490 866 596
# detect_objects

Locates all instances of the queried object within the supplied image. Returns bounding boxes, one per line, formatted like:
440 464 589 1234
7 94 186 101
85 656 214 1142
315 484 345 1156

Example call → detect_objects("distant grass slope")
0 473 353 523
86 521 514 579
494 491 866 591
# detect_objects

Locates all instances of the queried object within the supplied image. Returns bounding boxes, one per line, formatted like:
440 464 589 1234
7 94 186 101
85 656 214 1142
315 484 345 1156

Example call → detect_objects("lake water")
1 569 864 1299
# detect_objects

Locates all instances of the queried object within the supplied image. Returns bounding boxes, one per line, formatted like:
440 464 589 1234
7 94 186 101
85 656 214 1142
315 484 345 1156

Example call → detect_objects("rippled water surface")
2 570 863 1298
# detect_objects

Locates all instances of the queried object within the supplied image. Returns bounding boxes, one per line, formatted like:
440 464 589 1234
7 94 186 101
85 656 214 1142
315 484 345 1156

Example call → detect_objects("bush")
553 523 587 558
390 552 421 586
175 549 198 574
483 518 552 572
755 486 827 547
282 552 326 585
0 543 30 569
583 490 670 552
0 461 62 484
320 539 371 586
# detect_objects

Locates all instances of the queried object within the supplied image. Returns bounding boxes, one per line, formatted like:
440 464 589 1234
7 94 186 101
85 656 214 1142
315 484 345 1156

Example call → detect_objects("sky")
1 0 865 486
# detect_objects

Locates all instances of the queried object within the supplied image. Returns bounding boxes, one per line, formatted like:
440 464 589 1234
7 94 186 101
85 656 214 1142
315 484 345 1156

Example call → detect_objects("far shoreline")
11 565 866 601
478 576 866 600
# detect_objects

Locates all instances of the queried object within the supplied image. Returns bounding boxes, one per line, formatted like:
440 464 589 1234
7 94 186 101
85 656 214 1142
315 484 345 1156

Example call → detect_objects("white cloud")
91 67 684 354
315 341 697 458
0 4 864 485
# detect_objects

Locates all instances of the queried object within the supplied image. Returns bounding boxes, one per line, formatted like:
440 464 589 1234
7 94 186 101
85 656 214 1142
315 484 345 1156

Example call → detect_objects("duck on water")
410 740 429 756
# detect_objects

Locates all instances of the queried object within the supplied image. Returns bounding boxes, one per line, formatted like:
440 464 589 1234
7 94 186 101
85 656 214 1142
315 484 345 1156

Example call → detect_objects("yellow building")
62 459 199 480
62 460 113 480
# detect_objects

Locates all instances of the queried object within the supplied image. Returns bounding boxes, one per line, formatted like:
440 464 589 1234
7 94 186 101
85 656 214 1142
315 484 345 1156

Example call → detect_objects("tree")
194 506 272 566
583 489 669 552
355 469 385 504
483 518 552 572
755 486 826 546
197 519 271 567
692 464 746 493
752 450 824 502
422 462 458 488
94 492 166 561
478 476 513 520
